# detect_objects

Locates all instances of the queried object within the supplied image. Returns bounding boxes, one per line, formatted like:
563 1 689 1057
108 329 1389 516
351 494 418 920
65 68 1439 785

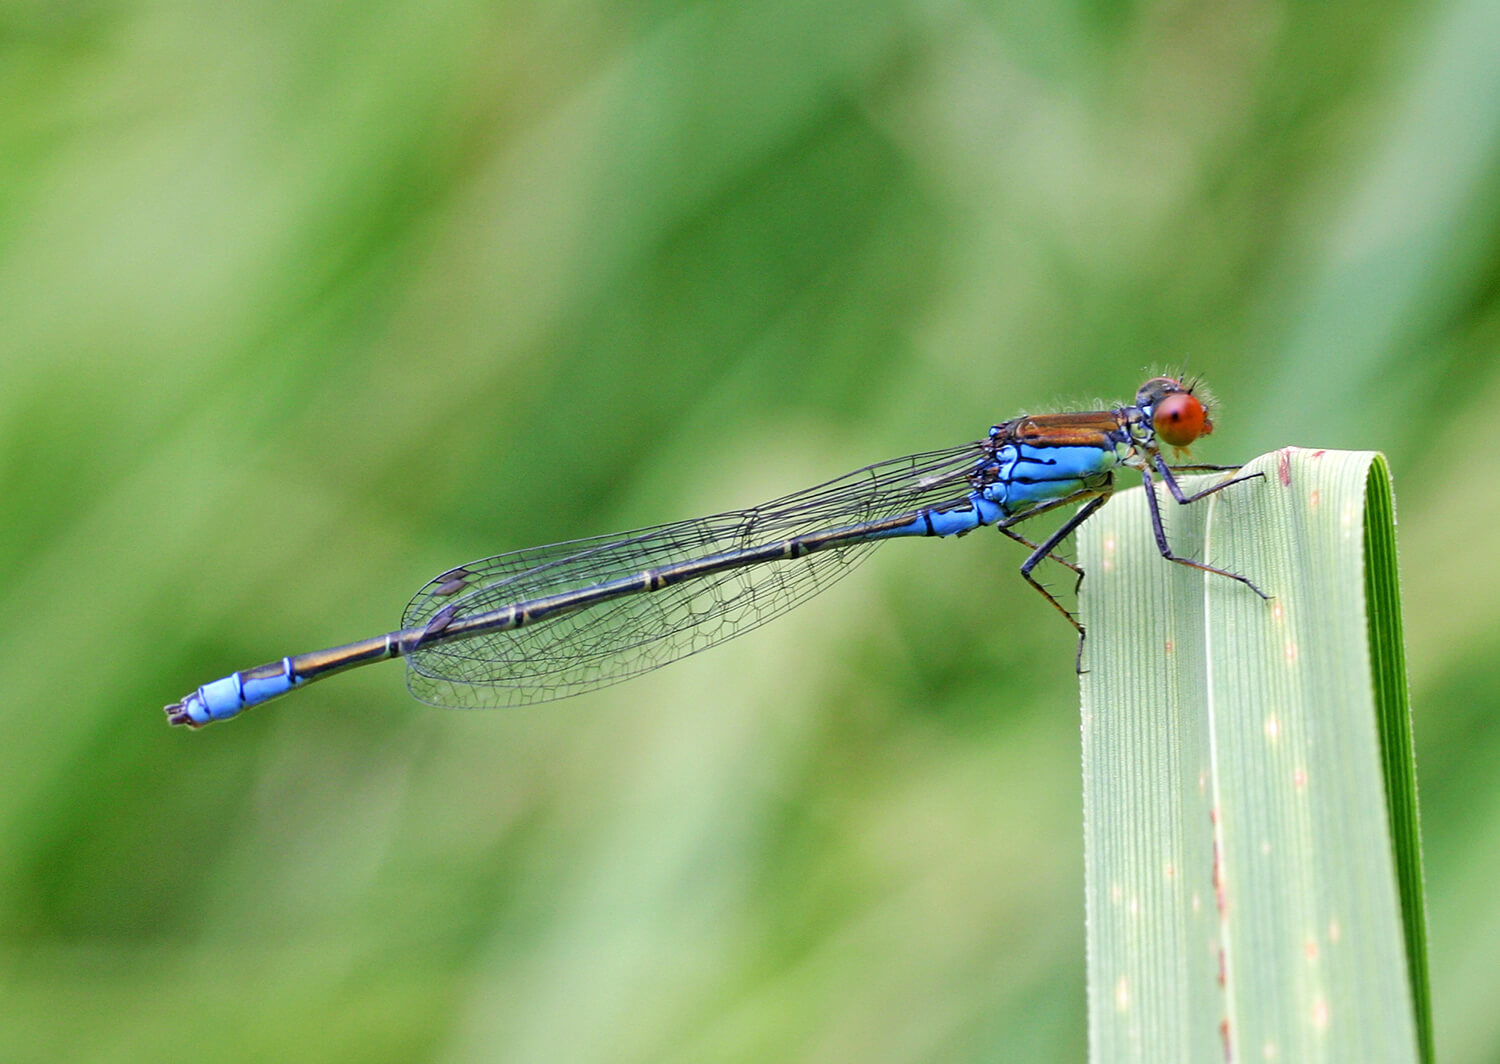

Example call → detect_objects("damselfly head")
1136 376 1214 448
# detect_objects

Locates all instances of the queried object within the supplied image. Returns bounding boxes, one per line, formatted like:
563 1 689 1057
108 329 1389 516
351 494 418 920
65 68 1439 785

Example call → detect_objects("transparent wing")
402 442 989 708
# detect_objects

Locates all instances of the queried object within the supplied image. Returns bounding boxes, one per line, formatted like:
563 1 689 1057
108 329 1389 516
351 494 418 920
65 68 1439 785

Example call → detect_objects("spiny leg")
1140 465 1270 598
1165 462 1241 474
991 492 1094 588
1011 495 1109 670
1154 454 1266 506
998 525 1083 578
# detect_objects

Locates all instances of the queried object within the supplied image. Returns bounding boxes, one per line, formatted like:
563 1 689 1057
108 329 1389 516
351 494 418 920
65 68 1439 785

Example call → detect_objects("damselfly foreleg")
1142 461 1269 598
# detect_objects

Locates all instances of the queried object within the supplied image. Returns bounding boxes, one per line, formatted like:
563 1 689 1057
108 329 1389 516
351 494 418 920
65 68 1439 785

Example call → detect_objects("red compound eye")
1153 392 1211 447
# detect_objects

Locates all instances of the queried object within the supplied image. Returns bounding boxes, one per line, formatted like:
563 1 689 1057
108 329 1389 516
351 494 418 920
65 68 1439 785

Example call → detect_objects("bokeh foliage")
2 0 1499 1060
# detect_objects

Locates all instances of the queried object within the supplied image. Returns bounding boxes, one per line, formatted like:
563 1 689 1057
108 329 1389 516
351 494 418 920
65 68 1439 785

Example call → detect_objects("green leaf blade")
1077 448 1428 1064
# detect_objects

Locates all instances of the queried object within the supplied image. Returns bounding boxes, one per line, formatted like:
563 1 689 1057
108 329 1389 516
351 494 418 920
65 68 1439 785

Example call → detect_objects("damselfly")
166 376 1266 727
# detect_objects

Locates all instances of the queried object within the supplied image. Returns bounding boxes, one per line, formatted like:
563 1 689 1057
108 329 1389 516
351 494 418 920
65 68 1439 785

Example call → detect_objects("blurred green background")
3 0 1498 1060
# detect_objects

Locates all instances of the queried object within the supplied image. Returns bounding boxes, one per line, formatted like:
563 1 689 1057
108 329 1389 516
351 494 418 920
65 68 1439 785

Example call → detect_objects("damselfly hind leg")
994 499 1105 673
997 526 1083 577
1005 494 1108 654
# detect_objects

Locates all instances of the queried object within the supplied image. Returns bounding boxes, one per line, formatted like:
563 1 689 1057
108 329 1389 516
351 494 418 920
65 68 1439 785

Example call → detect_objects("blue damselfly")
166 376 1265 727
